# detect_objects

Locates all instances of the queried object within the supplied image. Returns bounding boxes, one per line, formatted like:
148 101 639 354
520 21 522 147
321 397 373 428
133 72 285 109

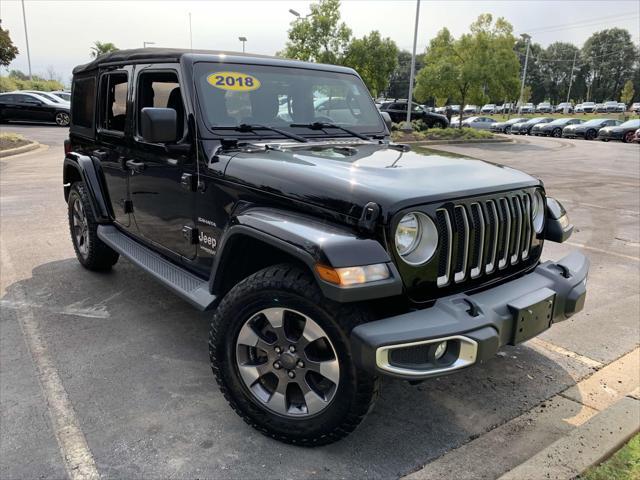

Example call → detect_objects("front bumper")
351 252 589 380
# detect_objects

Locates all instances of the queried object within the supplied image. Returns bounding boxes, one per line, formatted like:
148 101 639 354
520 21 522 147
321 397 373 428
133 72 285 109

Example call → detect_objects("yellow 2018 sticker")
207 72 261 91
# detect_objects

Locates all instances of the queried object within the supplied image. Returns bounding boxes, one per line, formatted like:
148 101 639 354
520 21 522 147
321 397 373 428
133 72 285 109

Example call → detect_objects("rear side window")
72 77 96 129
99 72 128 133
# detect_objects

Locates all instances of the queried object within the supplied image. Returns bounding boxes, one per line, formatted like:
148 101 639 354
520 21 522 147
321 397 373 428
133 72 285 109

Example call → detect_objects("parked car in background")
0 91 70 126
50 90 71 102
603 101 619 113
458 116 497 129
595 103 607 113
632 128 640 143
510 117 554 135
481 104 496 114
378 101 449 128
581 102 596 113
536 102 553 113
23 90 69 105
575 104 584 113
495 103 515 113
535 118 584 137
562 118 622 140
631 103 640 114
463 104 478 114
555 102 573 113
597 119 640 142
519 103 535 114
616 103 626 112
490 117 527 133
449 104 460 114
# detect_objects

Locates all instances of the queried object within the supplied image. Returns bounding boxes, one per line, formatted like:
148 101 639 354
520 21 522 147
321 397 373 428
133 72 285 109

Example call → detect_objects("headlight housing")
532 190 545 233
395 212 438 265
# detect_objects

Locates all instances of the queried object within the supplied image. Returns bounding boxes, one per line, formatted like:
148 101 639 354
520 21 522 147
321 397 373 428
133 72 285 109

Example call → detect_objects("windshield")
620 119 640 128
548 118 572 125
33 92 61 103
583 102 595 106
195 63 384 137
582 119 606 126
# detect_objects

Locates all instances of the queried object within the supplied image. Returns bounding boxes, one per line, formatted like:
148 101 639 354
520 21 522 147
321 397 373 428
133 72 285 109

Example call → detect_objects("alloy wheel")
56 112 70 126
624 131 634 143
235 307 340 418
72 197 89 258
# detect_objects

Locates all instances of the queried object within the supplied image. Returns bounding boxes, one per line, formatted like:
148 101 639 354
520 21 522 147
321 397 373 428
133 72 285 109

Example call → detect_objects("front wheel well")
212 235 312 298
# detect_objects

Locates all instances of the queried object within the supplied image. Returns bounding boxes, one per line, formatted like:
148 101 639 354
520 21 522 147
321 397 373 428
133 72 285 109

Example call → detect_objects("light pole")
518 34 531 111
289 8 313 19
566 50 578 106
21 0 32 80
238 36 247 53
189 13 193 49
403 0 421 130
143 41 155 48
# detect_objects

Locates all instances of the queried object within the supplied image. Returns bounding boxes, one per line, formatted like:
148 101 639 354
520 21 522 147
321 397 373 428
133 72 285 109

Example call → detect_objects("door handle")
125 159 146 173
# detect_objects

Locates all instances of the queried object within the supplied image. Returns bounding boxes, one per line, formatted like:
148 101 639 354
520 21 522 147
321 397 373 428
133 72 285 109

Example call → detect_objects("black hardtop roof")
72 48 356 75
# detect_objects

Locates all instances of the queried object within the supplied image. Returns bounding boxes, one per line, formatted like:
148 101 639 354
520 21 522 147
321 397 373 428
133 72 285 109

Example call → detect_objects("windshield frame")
192 60 386 141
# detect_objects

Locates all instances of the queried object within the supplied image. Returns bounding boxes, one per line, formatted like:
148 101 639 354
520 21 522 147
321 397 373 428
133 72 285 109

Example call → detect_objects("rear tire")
585 129 596 140
209 263 379 446
55 111 70 127
67 182 119 271
552 128 562 138
623 131 634 143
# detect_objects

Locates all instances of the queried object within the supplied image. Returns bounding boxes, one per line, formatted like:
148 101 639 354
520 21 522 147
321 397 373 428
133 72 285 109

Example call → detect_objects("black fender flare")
63 153 112 223
209 207 403 303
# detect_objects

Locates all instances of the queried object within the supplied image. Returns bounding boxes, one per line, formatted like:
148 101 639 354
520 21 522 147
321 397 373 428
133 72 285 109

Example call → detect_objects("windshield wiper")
214 124 308 143
289 122 371 141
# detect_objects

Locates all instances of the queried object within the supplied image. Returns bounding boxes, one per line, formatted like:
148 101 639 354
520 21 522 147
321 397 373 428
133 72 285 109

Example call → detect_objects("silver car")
461 116 497 130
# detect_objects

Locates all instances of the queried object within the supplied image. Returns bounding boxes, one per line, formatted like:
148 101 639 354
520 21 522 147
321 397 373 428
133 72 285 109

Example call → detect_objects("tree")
342 31 398 97
8 69 28 80
515 37 546 104
414 14 520 126
0 24 19 67
90 41 119 58
582 28 637 101
386 50 425 99
620 80 634 104
539 42 581 103
279 0 351 64
521 85 532 103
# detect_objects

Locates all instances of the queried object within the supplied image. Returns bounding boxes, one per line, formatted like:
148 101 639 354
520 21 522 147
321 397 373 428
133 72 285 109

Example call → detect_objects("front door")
127 66 196 259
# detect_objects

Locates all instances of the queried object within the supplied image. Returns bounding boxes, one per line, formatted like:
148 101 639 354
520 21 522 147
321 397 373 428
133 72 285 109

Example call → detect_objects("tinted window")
19 94 42 104
72 77 96 128
100 73 128 132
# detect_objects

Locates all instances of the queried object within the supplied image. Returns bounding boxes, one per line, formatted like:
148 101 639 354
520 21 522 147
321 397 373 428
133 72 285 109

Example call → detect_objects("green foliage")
582 28 637 102
540 42 581 103
581 433 639 480
386 50 425 99
0 26 19 67
9 69 29 80
0 75 63 92
279 0 351 64
620 80 635 104
521 85 532 103
343 31 398 97
391 127 494 142
90 41 119 58
414 14 519 126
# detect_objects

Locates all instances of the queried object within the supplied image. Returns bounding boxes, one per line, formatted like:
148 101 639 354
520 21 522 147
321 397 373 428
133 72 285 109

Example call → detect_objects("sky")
1 0 639 85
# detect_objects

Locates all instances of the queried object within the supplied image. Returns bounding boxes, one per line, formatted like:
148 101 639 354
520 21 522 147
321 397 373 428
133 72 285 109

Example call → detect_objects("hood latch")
358 202 381 233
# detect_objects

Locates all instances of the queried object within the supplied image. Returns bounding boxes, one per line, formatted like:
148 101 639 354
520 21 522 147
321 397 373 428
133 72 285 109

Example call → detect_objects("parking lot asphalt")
1 126 638 479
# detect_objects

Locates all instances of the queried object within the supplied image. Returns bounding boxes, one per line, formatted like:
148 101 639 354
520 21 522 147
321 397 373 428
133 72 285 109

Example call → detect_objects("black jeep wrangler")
64 49 588 446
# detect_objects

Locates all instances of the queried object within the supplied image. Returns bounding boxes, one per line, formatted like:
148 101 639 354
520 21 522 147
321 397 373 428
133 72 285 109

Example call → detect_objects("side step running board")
97 225 217 311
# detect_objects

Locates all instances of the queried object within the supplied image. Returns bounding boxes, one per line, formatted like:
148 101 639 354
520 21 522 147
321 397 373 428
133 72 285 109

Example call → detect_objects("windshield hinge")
358 202 380 233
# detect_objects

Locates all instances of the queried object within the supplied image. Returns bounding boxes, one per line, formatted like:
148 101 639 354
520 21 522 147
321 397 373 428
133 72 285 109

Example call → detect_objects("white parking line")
1 247 99 480
564 241 640 262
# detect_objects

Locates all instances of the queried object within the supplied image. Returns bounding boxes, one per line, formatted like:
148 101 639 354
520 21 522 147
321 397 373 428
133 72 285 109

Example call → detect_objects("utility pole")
188 12 193 49
566 50 578 105
21 0 32 80
518 34 531 109
404 0 421 129
238 36 247 53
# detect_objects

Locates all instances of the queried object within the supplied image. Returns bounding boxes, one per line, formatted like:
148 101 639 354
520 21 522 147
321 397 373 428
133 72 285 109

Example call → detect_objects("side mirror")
141 107 177 144
544 197 574 243
380 111 392 131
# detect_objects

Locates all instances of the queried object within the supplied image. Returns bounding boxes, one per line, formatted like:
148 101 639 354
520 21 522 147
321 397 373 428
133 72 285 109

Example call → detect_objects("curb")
0 141 41 158
404 138 513 146
403 348 640 480
498 395 639 480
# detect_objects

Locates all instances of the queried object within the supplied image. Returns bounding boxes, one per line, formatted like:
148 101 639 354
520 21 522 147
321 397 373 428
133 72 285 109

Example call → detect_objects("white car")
461 116 497 129
50 90 71 102
631 102 640 114
519 103 535 114
575 104 584 113
480 104 496 114
463 104 478 114
22 90 70 105
582 102 596 113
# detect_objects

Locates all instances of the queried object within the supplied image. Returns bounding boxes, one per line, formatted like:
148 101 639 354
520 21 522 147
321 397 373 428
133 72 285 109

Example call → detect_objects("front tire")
552 128 562 138
623 131 634 143
585 129 596 140
209 264 378 446
67 182 119 270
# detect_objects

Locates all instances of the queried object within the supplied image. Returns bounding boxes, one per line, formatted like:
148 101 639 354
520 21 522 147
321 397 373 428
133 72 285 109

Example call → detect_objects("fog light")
434 341 448 360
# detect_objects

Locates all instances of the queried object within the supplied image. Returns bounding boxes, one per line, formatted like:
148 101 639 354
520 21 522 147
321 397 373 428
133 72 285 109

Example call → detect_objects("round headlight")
395 212 438 265
532 191 545 233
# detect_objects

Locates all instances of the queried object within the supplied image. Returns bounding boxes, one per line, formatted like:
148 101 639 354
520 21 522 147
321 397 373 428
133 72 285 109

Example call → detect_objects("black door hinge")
124 200 133 213
358 202 380 232
181 173 196 191
181 226 199 244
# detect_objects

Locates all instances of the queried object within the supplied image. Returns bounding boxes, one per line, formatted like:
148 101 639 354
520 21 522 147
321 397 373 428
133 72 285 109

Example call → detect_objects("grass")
579 433 640 480
0 133 32 151
392 127 494 143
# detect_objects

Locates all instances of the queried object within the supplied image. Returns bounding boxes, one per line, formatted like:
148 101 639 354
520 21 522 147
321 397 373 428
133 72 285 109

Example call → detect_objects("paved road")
1 123 69 146
1 128 638 479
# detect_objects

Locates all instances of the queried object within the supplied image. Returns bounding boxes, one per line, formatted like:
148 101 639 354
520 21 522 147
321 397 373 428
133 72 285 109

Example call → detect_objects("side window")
136 71 184 140
71 77 96 128
100 72 128 133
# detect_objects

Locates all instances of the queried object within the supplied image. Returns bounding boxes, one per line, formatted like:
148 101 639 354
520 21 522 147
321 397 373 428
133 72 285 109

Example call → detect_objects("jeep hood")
223 142 539 220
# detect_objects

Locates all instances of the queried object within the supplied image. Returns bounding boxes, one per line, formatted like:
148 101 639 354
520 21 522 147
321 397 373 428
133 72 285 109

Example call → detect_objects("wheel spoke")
301 317 325 344
266 379 289 415
262 308 284 329
237 362 268 387
307 358 340 385
301 382 328 415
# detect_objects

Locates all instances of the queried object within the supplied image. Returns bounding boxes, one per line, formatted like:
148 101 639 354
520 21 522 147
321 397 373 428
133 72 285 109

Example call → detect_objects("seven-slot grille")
435 192 535 287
